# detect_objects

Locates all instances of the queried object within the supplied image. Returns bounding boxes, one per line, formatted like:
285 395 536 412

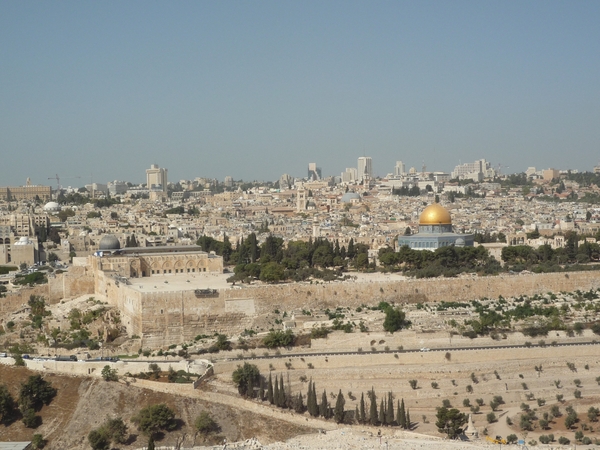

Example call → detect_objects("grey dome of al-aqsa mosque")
340 192 361 203
98 234 121 251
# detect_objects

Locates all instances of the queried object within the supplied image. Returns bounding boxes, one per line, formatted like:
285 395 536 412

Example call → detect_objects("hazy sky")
1 1 599 187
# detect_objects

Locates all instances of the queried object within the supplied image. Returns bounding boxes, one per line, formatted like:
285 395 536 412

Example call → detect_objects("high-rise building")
451 159 491 181
341 168 358 183
394 161 405 177
357 157 373 182
224 176 233 188
146 164 168 192
308 163 322 181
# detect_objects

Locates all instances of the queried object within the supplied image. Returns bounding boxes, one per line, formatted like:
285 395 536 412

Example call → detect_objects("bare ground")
0 365 315 449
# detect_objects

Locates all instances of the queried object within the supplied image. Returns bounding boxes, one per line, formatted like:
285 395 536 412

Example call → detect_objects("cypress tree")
380 399 385 425
279 375 286 408
309 381 319 417
306 381 314 415
259 376 264 401
273 375 280 406
286 373 293 409
355 404 360 423
334 389 345 424
386 392 395 425
348 238 355 259
369 389 378 425
267 373 274 404
360 392 366 424
247 376 254 398
406 409 411 430
399 399 406 429
320 389 329 419
396 400 401 426
295 392 304 413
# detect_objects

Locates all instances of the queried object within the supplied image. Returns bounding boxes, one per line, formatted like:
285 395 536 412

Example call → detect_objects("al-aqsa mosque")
397 203 474 250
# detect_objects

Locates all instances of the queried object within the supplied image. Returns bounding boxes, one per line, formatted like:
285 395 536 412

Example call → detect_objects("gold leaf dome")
419 203 452 225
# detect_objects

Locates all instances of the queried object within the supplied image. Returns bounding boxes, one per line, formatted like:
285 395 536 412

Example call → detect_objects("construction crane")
48 174 81 191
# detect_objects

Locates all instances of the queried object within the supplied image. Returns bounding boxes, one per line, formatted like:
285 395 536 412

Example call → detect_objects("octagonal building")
397 203 474 251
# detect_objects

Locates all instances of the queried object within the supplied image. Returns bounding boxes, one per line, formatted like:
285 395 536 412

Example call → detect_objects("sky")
1 1 600 187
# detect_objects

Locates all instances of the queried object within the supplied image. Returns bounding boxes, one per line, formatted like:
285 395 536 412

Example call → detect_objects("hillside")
0 365 315 449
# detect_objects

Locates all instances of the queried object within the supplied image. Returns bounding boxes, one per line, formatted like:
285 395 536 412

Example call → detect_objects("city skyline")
1 1 599 186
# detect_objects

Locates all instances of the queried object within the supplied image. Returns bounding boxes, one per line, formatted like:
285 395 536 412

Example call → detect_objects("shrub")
574 389 582 399
486 412 496 423
101 365 118 382
558 436 570 445
431 382 439 389
409 379 418 390
195 411 218 436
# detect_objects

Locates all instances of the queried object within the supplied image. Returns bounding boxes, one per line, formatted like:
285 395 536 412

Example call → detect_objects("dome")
98 234 121 251
341 192 361 203
419 203 452 225
43 201 61 212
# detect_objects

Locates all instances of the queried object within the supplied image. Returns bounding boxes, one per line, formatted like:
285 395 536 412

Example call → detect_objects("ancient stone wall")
126 271 600 347
0 266 95 316
222 271 600 313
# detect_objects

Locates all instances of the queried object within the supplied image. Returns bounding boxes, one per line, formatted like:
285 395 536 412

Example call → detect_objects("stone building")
90 234 223 278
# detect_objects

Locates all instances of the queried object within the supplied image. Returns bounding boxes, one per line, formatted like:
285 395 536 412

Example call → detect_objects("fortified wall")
4 266 599 348
0 266 95 316
102 270 600 348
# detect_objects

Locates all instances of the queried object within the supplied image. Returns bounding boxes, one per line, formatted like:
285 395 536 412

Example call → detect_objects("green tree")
398 399 406 429
101 365 118 381
259 262 285 283
262 329 294 348
0 384 16 425
320 389 329 419
31 434 46 449
436 407 467 439
369 389 378 425
232 363 261 397
267 373 274 404
19 375 56 412
334 389 345 423
359 392 366 424
104 417 128 444
88 428 110 450
132 404 177 436
195 411 218 436
383 307 407 333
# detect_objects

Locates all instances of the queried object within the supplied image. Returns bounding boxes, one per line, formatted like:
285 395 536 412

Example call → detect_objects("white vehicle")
420 347 430 352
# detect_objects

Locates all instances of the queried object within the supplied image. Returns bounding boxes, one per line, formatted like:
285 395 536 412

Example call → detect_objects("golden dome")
419 203 452 225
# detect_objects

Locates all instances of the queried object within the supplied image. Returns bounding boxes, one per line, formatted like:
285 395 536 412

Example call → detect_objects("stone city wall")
222 271 600 313
0 266 95 316
119 270 600 348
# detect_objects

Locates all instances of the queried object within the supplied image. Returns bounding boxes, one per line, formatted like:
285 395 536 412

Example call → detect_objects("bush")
101 365 118 381
31 434 46 449
486 412 496 423
262 329 294 348
195 411 218 435
409 379 418 390
558 436 570 445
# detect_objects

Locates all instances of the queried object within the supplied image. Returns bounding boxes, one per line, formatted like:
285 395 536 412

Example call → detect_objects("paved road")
214 340 600 362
